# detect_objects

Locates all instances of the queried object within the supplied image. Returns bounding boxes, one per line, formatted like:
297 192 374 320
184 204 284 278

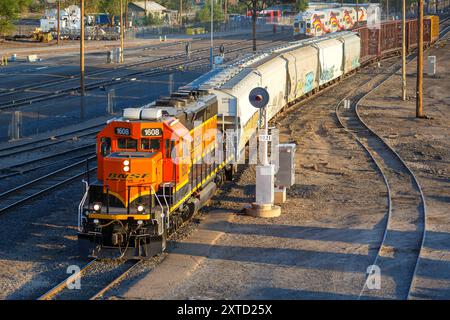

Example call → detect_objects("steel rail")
0 124 103 155
354 88 427 300
89 260 143 300
0 151 95 180
335 79 425 299
332 24 449 297
37 259 141 300
0 158 97 215
37 259 98 300
0 143 95 170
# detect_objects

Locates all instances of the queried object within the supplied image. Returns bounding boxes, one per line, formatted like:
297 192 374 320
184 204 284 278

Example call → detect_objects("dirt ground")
107 38 450 300
359 37 450 299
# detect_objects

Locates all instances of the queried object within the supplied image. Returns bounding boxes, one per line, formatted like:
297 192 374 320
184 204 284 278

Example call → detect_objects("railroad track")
0 145 96 180
0 124 102 157
0 38 241 99
0 33 256 96
336 86 426 300
0 156 96 216
331 16 450 298
37 259 142 300
0 32 292 110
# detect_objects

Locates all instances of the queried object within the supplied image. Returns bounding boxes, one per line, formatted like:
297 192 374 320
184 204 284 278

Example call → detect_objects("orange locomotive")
78 92 234 259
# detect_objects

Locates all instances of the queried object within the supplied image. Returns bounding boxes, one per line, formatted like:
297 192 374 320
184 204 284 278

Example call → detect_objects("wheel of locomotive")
187 201 197 217
172 215 183 231
214 170 224 187
224 164 236 181
149 228 167 255
161 230 167 252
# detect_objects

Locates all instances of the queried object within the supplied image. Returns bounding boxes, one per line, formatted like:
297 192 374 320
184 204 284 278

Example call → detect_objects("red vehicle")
246 9 281 22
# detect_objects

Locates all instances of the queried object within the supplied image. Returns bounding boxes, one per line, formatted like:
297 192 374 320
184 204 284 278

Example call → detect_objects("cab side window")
100 137 111 157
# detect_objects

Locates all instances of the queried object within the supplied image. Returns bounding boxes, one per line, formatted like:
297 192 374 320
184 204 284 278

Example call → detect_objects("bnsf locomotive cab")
78 92 226 259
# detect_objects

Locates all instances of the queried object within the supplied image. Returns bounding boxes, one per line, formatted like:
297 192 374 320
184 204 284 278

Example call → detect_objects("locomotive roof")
118 93 217 122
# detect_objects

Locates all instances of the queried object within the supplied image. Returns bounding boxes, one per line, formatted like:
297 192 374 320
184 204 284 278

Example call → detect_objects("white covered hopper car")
181 31 361 157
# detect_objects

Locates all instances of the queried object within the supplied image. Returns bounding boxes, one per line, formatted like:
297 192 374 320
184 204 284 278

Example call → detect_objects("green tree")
51 0 101 13
228 2 247 14
295 0 308 12
144 12 163 25
98 0 121 26
0 0 32 35
196 0 224 23
160 0 194 11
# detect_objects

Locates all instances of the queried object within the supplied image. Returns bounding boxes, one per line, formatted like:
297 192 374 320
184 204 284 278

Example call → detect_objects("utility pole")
252 0 257 53
224 0 228 22
356 0 359 26
125 0 129 29
80 0 85 97
210 0 214 68
179 0 183 26
120 0 124 63
402 0 406 101
416 0 424 118
386 0 389 20
57 0 61 45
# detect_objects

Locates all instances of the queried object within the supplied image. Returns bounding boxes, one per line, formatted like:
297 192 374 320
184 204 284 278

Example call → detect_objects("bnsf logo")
107 173 149 180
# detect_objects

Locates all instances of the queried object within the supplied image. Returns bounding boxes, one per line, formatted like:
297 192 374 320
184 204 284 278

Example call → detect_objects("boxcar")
355 16 437 63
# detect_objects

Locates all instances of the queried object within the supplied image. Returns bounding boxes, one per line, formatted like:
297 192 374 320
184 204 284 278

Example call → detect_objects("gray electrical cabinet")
275 144 296 187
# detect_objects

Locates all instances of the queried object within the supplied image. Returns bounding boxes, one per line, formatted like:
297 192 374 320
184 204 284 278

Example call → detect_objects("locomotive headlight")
93 203 102 212
123 165 130 172
93 219 99 224
137 220 143 225
137 205 145 213
123 160 130 166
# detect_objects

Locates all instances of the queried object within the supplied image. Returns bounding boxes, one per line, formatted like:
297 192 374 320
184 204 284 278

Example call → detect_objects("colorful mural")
343 10 355 29
312 14 328 35
304 72 315 94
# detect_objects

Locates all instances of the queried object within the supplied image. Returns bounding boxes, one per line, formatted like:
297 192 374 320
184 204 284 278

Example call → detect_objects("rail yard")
0 1 449 307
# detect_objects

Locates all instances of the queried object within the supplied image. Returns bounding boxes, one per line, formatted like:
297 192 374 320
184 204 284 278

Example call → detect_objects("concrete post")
10 111 22 141
169 73 174 95
107 89 116 114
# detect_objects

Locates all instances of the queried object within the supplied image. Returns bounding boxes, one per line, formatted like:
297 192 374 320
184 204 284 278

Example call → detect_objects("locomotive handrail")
161 183 171 229
78 180 89 232
150 184 165 216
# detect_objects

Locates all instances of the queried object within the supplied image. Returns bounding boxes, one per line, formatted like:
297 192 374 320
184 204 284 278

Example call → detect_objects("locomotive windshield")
141 138 161 151
117 137 138 150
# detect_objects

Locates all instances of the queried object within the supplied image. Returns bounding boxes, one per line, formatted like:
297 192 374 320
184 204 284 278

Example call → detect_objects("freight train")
77 16 440 259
